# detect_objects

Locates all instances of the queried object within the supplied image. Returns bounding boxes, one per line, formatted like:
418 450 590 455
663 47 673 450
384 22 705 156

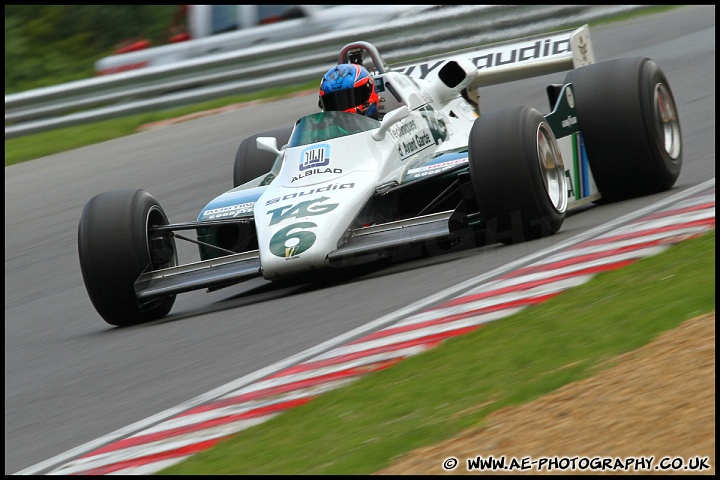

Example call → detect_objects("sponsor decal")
471 38 571 69
292 168 343 183
418 105 448 144
407 157 469 178
202 202 255 219
267 197 338 226
398 131 434 158
387 118 420 141
561 116 578 128
292 144 341 182
266 195 346 259
387 118 437 160
265 183 355 206
299 144 330 171
397 35 572 81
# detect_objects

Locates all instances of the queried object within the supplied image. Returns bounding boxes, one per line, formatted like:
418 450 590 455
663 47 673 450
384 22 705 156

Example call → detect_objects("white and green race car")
77 25 682 326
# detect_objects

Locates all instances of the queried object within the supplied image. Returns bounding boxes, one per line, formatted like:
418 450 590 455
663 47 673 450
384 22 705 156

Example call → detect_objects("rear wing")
392 24 595 88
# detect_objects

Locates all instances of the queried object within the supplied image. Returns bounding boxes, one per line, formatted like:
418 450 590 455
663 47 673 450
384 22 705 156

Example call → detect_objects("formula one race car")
78 25 682 326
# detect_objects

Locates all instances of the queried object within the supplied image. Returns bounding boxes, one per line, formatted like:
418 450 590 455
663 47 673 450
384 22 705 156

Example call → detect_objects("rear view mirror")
372 106 411 141
256 137 283 156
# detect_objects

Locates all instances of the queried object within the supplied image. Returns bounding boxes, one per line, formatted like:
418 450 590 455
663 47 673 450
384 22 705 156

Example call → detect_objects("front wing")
134 209 465 302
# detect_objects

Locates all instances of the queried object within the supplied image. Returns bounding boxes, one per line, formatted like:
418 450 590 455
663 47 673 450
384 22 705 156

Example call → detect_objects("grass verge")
158 229 714 475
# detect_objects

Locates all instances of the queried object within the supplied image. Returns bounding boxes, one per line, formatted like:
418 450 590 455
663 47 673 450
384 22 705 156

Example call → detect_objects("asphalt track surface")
4 6 715 475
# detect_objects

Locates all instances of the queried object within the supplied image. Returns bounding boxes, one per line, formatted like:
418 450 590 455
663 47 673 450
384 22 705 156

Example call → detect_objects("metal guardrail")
5 5 653 139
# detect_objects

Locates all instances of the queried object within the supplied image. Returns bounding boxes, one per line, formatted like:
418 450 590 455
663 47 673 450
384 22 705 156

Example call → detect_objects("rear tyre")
565 57 682 202
78 189 177 326
233 127 293 187
469 105 567 244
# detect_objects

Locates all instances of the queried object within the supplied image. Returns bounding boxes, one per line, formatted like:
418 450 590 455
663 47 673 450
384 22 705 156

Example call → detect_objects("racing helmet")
318 64 379 118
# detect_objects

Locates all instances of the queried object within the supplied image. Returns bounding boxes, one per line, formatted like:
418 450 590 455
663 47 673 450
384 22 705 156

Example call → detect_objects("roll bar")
337 41 390 74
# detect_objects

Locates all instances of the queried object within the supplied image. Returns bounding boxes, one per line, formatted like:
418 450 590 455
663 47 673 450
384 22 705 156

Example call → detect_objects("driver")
318 64 380 119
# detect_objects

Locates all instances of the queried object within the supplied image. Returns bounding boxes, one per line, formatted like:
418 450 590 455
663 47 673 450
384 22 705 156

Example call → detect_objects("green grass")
5 6 682 167
158 229 715 475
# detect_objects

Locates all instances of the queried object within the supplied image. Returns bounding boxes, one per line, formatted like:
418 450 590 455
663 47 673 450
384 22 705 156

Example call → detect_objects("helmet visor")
320 79 373 112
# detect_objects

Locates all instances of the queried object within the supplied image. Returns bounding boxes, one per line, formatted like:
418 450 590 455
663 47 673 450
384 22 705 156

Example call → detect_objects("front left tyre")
565 57 682 201
78 189 177 326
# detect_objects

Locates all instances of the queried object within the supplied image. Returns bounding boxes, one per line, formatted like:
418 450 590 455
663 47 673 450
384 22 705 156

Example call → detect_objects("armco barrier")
5 5 655 139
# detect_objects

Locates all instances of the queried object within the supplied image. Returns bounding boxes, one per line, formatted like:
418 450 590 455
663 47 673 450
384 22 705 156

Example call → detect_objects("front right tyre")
78 189 177 326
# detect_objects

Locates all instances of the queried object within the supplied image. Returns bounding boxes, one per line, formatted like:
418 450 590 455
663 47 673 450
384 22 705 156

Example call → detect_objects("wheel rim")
536 123 568 214
146 206 176 270
654 83 681 160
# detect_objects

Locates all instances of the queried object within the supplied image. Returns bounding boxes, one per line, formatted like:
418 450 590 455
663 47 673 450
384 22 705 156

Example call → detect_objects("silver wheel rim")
537 123 567 214
654 83 681 160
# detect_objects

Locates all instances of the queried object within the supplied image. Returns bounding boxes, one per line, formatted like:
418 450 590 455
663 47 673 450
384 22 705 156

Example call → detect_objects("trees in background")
5 5 178 93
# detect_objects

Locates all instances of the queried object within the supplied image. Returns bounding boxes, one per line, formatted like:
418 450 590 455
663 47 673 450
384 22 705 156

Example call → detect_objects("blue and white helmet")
318 64 379 118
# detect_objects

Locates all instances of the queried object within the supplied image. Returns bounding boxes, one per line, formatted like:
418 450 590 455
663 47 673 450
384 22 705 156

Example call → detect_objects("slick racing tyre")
469 105 567 245
78 189 177 326
233 127 293 188
565 57 682 202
